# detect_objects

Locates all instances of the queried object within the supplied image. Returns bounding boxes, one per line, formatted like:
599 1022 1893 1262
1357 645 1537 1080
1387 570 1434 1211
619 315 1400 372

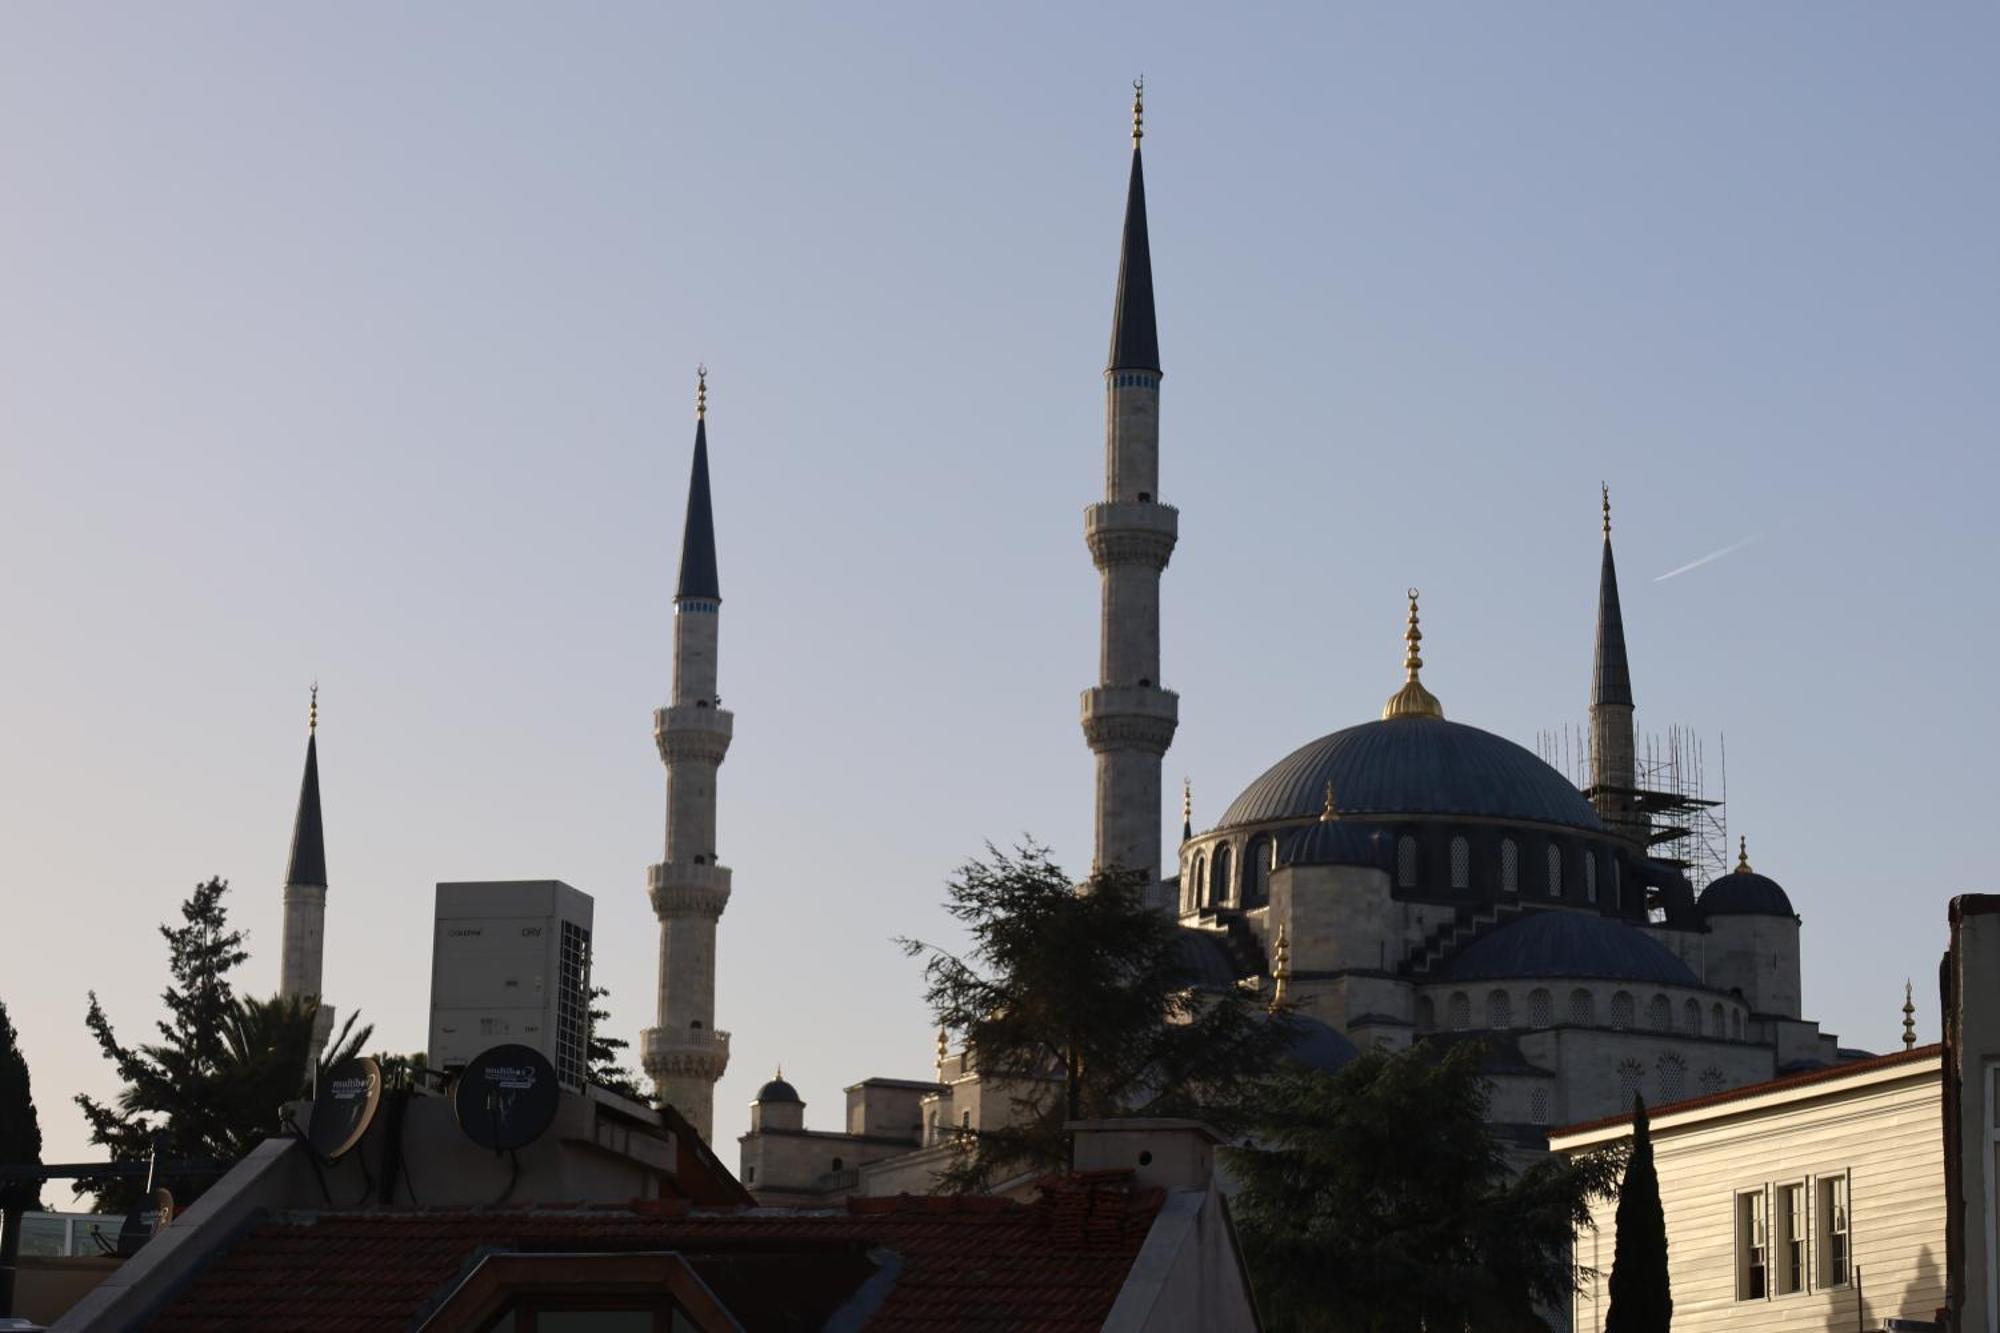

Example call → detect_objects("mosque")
268 87 1860 1203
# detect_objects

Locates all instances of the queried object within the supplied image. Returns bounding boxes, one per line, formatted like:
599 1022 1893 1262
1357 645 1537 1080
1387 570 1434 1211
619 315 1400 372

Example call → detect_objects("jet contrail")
1654 534 1760 582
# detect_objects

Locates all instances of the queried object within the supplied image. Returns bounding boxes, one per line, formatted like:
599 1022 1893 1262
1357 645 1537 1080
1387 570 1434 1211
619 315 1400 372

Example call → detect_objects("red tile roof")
1553 1042 1943 1139
151 1173 1165 1331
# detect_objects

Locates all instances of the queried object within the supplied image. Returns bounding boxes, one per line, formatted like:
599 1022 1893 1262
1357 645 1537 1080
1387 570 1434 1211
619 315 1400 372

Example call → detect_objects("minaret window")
1396 836 1419 889
1449 836 1470 890
1528 988 1553 1028
1610 991 1635 1030
1500 839 1520 893
1569 989 1594 1025
1486 990 1511 1029
1546 845 1563 898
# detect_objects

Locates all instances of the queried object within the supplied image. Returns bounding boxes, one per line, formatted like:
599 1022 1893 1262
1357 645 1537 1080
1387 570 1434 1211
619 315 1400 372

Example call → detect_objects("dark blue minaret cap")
675 414 721 603
1107 137 1161 374
1594 502 1634 708
286 728 327 888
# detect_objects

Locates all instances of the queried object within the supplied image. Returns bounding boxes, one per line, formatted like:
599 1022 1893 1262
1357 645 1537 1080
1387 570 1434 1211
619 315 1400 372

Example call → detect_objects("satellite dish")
453 1044 560 1151
308 1056 383 1162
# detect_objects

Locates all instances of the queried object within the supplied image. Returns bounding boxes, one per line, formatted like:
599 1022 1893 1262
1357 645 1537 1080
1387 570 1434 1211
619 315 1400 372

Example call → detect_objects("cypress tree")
1605 1092 1673 1332
0 1000 42 1211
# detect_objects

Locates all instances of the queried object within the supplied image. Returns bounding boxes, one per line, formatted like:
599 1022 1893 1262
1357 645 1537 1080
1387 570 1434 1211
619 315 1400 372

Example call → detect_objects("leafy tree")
587 986 644 1099
75 878 370 1210
0 1000 42 1212
1228 1043 1623 1332
898 840 1293 1191
1604 1094 1672 1333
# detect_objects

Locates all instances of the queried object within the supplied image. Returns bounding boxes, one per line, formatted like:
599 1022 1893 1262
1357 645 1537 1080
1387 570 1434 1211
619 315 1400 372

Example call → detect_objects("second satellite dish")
308 1056 383 1162
454 1044 559 1151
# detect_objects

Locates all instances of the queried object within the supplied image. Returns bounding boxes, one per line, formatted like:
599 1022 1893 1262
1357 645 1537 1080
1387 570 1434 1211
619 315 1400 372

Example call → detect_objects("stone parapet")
654 705 734 765
1080 685 1180 755
641 1025 731 1083
647 861 732 919
1084 501 1179 571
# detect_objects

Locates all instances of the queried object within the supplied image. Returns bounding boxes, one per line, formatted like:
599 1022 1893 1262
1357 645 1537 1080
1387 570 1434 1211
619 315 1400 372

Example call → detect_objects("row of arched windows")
1184 834 1278 913
1419 985 1744 1039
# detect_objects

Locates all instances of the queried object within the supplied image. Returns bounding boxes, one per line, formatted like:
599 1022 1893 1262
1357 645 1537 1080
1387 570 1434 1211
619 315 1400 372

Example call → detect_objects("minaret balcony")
640 1025 731 1083
1084 502 1179 571
654 705 734 766
647 861 732 919
1080 685 1180 755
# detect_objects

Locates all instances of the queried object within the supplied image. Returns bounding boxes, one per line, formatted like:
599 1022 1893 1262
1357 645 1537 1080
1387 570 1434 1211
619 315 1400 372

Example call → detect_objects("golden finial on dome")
1381 588 1445 720
1903 981 1917 1050
309 683 318 735
695 364 708 420
1735 835 1752 875
1602 482 1612 537
1131 76 1144 146
1270 925 1290 1009
936 1026 949 1070
1183 777 1192 823
1320 779 1339 823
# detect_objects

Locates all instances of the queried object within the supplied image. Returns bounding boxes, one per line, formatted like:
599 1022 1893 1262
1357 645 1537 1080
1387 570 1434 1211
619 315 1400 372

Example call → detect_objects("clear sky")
3 4 1995 1173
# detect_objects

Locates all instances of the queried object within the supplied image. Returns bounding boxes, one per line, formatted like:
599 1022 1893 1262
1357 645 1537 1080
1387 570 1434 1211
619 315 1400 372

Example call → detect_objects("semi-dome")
1217 716 1604 833
1698 837 1794 917
754 1072 802 1104
1285 1014 1360 1074
1437 909 1700 987
1279 819 1390 870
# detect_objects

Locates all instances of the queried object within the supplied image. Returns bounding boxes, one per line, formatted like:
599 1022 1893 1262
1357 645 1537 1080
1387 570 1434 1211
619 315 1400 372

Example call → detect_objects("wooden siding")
1565 1063 1944 1332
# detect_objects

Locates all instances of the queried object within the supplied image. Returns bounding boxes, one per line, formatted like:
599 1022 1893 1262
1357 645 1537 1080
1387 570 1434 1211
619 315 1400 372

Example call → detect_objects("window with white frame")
1737 1189 1768 1300
1818 1173 1850 1288
1775 1182 1807 1294
1450 835 1470 890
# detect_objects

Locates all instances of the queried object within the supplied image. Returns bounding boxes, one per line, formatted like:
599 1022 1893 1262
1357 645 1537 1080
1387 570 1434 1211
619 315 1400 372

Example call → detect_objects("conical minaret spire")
1589 485 1641 841
280 687 335 1057
1083 82 1178 889
642 367 734 1143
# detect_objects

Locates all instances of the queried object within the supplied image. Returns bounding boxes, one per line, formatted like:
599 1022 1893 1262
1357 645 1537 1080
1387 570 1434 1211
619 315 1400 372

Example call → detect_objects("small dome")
1699 872 1794 918
1437 910 1700 987
1218 716 1603 833
1285 1015 1360 1074
755 1074 801 1105
1279 820 1390 870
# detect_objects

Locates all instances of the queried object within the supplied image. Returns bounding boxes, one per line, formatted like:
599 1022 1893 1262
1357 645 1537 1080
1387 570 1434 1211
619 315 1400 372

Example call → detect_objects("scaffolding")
1536 722 1730 892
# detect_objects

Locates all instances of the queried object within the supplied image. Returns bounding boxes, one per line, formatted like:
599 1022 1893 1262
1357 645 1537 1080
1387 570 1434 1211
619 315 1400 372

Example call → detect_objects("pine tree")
899 840 1294 1191
0 1000 43 1213
1605 1093 1673 1332
586 986 643 1099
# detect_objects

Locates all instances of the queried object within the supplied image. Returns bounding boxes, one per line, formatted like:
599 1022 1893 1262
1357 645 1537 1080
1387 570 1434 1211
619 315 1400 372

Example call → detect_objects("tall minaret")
1081 80 1179 890
641 367 732 1142
279 687 334 1053
1589 486 1640 843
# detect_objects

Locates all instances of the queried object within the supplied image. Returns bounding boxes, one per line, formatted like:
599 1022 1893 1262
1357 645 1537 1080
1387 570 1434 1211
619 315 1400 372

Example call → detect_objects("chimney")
1068 1119 1220 1191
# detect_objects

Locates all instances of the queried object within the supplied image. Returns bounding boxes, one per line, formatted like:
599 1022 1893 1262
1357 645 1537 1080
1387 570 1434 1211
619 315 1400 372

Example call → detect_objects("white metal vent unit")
427 880 595 1089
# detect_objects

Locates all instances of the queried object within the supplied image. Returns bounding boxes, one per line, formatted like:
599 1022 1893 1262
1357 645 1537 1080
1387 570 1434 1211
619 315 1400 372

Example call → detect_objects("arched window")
1569 989 1595 1026
1245 834 1274 908
1700 1066 1726 1095
1658 1054 1687 1103
1530 1088 1551 1125
831 1156 844 1172
1683 998 1702 1034
1501 838 1519 893
1209 845 1231 910
1611 991 1635 1030
1447 992 1470 1030
1450 836 1471 890
1732 1010 1745 1040
1486 989 1512 1029
1585 854 1598 903
1397 835 1420 889
1710 1003 1726 1038
1187 853 1205 914
1617 1058 1645 1100
1646 995 1671 1031
1546 844 1564 898
1528 988 1553 1028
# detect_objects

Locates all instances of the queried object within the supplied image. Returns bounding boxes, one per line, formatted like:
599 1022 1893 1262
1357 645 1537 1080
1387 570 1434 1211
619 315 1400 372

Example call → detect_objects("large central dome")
1216 715 1603 833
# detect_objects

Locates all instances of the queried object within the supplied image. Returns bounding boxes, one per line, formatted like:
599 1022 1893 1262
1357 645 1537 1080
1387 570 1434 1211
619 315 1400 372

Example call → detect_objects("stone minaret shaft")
280 688 335 1062
641 370 732 1143
1589 487 1641 844
1081 85 1178 887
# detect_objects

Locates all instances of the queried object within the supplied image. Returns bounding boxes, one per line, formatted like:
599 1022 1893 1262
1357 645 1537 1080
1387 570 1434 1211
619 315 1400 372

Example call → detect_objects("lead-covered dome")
755 1074 801 1104
1437 909 1700 986
1218 716 1603 833
1698 836 1795 918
